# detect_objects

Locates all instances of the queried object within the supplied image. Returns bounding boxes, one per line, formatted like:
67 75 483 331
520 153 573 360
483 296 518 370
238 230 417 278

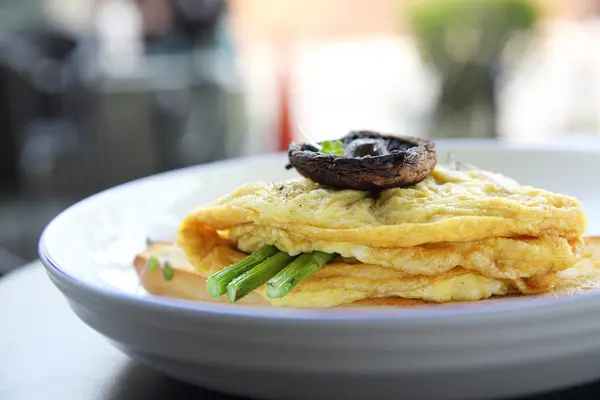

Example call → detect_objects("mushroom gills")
346 138 391 157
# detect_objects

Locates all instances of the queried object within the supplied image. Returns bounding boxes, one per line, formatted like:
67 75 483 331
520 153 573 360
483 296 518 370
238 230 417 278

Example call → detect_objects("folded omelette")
176 164 587 308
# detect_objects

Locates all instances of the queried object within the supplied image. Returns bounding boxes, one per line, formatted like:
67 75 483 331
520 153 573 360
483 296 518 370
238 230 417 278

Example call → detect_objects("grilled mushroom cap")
287 131 437 191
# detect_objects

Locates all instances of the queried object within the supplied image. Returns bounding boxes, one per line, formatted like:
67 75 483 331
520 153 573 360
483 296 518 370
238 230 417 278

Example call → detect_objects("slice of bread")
133 242 268 305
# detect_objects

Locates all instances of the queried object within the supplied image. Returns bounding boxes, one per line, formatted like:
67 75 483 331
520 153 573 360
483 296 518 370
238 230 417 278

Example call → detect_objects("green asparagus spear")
266 251 335 299
206 244 278 298
227 252 296 302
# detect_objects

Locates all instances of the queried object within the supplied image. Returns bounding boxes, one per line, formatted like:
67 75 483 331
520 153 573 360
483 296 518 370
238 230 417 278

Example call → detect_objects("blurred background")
0 0 599 275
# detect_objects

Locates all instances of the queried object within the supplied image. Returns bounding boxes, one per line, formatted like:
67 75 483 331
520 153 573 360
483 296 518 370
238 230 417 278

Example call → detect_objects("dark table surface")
2 263 600 400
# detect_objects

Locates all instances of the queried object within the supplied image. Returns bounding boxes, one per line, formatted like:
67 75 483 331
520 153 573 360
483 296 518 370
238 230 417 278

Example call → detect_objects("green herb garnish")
147 256 159 271
163 261 174 281
320 140 345 156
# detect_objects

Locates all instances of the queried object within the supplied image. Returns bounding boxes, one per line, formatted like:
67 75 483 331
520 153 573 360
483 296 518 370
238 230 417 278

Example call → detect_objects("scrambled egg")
555 236 600 295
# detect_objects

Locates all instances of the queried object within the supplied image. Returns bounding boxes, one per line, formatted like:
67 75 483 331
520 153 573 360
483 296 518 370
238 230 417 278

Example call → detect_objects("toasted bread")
133 242 268 305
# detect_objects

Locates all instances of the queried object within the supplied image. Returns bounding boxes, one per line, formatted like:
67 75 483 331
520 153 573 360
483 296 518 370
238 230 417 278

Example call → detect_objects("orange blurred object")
276 46 294 152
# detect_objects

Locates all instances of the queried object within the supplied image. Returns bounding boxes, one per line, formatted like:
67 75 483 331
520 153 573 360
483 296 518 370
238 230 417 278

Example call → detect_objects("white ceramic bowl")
40 140 600 400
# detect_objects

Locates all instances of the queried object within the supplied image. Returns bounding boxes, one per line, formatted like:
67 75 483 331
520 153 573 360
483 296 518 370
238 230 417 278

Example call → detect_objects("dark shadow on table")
106 360 600 400
526 381 600 400
106 362 251 400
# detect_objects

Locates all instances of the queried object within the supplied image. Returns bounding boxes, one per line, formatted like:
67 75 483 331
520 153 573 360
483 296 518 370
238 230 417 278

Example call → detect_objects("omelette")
170 162 586 308
133 132 589 308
